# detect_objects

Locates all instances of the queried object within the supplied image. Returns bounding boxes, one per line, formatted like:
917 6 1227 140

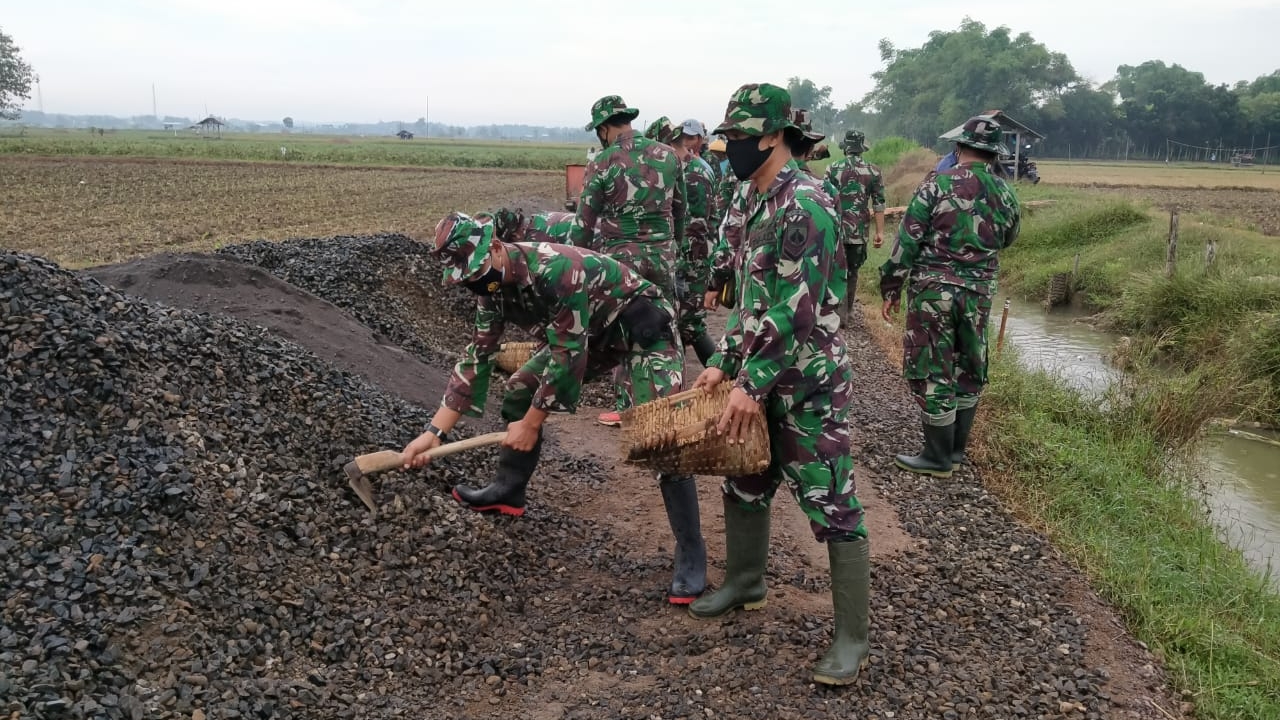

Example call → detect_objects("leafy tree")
282 116 293 130
1114 60 1247 153
865 19 1078 145
0 28 34 121
1031 85 1119 158
786 77 837 133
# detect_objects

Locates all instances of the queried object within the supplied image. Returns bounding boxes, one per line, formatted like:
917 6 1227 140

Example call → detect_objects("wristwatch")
426 423 449 441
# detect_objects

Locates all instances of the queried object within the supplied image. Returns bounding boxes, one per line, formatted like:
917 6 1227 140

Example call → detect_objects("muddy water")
998 295 1280 587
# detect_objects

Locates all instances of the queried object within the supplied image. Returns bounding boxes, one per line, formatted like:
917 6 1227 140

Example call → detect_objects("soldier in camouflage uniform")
826 130 887 323
571 96 687 426
671 118 720 366
401 212 706 604
484 207 576 244
879 116 1021 478
688 83 870 687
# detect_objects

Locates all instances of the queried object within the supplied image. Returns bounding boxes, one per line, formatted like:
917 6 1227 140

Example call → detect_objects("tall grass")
864 136 924 169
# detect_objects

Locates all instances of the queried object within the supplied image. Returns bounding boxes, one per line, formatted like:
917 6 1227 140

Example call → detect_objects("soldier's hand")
703 290 720 310
880 297 899 323
401 432 443 470
873 232 884 249
503 419 541 452
694 367 726 392
716 387 762 444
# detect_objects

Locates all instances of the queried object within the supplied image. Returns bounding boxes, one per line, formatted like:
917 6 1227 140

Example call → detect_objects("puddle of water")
997 295 1280 587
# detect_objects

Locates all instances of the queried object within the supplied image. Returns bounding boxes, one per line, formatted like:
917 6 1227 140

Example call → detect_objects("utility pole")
425 95 429 139
34 74 42 113
152 83 158 120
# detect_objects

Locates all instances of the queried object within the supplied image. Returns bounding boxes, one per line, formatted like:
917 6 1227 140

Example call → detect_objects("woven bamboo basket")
494 342 540 373
620 382 771 476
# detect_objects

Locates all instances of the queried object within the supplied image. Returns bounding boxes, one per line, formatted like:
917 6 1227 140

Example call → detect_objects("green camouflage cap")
791 108 825 142
713 83 798 137
432 211 495 285
643 116 677 144
585 95 640 131
955 115 1006 155
840 129 869 154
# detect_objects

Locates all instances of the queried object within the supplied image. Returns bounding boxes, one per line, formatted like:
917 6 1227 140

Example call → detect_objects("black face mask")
462 266 504 296
725 136 771 181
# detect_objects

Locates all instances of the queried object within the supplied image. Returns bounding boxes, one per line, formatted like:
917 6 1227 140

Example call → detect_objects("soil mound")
85 253 448 409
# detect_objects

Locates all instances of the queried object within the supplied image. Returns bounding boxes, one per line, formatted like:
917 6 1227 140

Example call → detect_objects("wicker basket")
620 382 771 476
495 342 540 373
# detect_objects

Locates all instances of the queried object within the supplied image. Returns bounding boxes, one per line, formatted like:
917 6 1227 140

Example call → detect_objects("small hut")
396 130 414 140
191 116 224 139
940 110 1043 172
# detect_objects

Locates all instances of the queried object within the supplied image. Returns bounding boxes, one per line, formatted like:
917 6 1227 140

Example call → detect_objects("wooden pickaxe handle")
345 431 508 514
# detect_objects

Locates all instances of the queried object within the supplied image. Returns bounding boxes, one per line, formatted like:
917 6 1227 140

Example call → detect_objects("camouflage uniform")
486 208 576 245
570 98 686 301
431 212 706 603
691 84 869 688
678 153 718 347
826 130 886 308
573 96 687 414
879 116 1020 479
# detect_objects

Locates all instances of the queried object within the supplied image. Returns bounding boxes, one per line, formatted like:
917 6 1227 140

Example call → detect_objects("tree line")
790 19 1280 163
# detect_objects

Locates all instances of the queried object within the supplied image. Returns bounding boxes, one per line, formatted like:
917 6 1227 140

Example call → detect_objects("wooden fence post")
1205 236 1217 269
996 299 1012 353
1165 210 1179 278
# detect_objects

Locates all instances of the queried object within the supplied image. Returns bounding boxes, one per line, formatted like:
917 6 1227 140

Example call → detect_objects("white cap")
678 118 706 139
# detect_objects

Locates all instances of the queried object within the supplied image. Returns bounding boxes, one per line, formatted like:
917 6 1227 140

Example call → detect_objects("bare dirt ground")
0 156 563 267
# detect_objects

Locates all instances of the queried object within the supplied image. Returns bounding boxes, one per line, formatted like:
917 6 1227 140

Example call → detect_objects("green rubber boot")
951 405 978 470
688 496 770 619
894 414 955 478
812 537 871 685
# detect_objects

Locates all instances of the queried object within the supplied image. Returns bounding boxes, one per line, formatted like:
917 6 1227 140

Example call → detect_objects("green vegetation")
998 189 1280 422
980 354 1280 719
0 128 587 170
863 136 921 169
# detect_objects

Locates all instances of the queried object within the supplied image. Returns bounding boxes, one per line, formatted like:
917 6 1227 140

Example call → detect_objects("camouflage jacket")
709 166 849 403
568 129 686 258
681 156 718 283
824 155 886 245
442 242 665 416
709 177 747 292
515 211 575 244
879 162 1021 302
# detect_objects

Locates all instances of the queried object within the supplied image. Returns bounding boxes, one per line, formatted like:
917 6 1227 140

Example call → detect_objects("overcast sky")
6 0 1278 127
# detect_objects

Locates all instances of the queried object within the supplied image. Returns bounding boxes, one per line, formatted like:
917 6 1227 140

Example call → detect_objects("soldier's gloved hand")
693 367 725 392
401 432 443 469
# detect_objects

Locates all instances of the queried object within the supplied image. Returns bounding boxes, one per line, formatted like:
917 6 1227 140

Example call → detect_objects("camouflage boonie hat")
643 116 677 144
713 83 798 137
791 108 825 142
432 212 495 285
586 95 640 131
955 115 1006 155
841 129 869 154
482 207 525 242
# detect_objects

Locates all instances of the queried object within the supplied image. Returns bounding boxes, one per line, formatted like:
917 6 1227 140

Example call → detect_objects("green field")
0 128 591 171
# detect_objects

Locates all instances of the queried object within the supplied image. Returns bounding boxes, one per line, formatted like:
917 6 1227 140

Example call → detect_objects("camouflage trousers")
605 243 682 411
722 361 866 543
677 274 709 345
501 327 683 422
843 242 867 298
902 283 991 420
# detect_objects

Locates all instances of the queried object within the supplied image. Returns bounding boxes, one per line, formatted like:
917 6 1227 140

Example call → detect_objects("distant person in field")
569 96 686 428
825 129 886 322
402 212 706 605
879 116 1021 479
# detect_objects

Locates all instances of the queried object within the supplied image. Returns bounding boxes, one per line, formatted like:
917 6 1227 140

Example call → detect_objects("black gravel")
2 240 1177 720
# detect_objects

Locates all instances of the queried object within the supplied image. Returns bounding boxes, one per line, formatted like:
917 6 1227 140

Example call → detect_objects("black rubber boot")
691 334 717 368
452 429 542 517
689 496 770 619
951 405 978 470
813 537 871 685
660 476 707 605
894 417 954 478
